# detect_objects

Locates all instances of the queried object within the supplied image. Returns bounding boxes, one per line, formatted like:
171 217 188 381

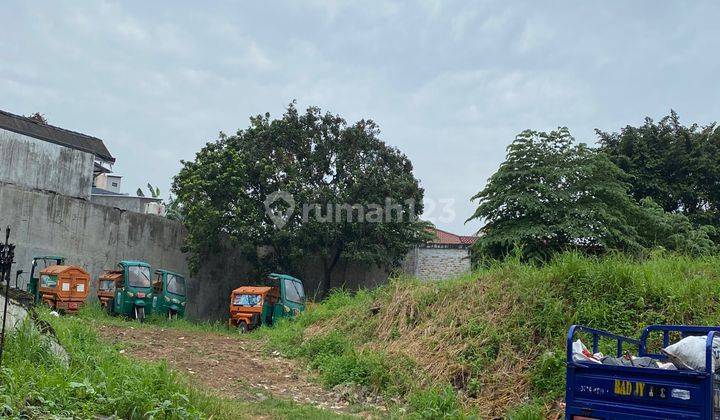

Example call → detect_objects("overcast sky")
2 1 719 234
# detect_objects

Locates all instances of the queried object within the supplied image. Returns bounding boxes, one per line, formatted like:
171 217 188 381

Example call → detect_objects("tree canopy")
598 111 720 232
172 103 430 295
468 127 716 262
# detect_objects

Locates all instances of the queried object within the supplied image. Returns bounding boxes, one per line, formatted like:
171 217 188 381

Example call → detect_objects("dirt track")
94 323 368 415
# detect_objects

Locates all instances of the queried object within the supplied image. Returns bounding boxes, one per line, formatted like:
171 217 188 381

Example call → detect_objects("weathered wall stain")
0 182 390 320
0 128 94 199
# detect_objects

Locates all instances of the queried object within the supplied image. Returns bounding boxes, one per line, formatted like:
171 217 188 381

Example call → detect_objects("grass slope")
256 252 720 418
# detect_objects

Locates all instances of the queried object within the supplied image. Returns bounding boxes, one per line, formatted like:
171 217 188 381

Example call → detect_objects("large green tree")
597 111 720 231
468 128 716 262
468 128 645 261
173 103 430 296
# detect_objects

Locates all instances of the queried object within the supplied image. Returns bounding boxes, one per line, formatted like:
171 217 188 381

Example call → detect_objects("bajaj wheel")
168 310 177 321
237 321 248 334
105 300 114 315
135 306 145 323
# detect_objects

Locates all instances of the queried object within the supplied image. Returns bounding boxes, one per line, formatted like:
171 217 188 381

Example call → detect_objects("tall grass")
0 306 346 419
77 303 231 335
258 252 720 418
0 307 231 418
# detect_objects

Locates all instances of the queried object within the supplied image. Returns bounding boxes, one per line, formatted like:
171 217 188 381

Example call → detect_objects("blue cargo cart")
566 325 720 419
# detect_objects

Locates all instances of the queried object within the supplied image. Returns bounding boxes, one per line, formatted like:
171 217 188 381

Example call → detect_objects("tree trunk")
319 246 342 300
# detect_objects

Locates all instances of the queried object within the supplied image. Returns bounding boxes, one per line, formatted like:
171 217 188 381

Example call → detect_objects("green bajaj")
151 269 187 319
98 261 153 321
28 255 65 303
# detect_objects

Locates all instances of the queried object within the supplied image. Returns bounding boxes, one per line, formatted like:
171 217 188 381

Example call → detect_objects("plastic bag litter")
572 339 601 364
662 335 720 372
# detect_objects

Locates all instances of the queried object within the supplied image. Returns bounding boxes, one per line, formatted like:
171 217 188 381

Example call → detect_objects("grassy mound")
257 252 720 418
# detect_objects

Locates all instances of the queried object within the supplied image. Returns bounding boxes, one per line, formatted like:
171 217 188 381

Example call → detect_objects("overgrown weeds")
0 306 344 419
259 252 720 417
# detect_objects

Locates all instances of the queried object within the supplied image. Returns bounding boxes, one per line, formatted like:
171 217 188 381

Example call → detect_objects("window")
127 265 151 288
111 182 118 187
99 279 115 291
40 274 57 288
233 294 262 307
284 279 305 303
166 274 186 296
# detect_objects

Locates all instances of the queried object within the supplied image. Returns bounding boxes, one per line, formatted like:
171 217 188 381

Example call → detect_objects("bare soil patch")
94 323 375 415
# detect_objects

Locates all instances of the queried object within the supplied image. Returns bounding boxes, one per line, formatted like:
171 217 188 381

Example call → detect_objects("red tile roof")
427 227 479 245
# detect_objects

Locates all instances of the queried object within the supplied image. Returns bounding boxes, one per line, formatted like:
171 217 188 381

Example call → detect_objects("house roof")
94 162 112 174
0 109 115 163
428 227 479 245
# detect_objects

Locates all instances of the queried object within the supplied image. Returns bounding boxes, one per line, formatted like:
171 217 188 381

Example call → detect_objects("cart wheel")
135 306 145 323
237 322 248 334
168 310 177 321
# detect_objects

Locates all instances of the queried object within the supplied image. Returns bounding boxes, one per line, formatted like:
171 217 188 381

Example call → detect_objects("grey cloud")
2 0 719 235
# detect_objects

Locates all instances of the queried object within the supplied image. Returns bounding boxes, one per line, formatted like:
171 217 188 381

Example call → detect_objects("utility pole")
0 226 16 367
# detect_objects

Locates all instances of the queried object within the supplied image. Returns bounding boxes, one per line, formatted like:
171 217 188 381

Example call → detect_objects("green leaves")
470 123 718 263
469 128 644 261
598 111 720 238
173 103 429 294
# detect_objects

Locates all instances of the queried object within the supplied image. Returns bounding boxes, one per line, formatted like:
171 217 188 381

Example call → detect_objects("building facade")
0 110 113 200
403 228 478 281
0 109 162 215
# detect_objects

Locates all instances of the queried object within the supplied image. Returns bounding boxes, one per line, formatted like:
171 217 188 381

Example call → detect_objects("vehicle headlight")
172 298 179 304
147 293 152 298
181 301 186 306
127 292 134 298
165 296 171 302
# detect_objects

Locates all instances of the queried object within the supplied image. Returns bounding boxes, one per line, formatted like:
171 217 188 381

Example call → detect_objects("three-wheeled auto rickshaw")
151 269 187 319
229 273 306 333
97 260 153 321
30 259 90 313
28 255 64 302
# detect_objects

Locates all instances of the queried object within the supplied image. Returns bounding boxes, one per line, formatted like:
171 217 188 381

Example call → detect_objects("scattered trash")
572 336 720 372
663 335 720 371
49 311 60 317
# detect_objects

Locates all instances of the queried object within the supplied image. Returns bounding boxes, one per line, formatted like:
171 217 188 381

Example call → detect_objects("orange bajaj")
229 273 306 333
37 265 90 313
229 286 276 333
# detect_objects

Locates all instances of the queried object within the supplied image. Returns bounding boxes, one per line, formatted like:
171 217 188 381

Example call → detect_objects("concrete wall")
187 248 390 320
0 181 390 321
411 247 472 281
0 128 94 199
91 194 162 214
0 181 188 302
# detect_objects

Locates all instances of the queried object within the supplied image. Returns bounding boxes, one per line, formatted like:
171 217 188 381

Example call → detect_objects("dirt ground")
94 323 378 416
